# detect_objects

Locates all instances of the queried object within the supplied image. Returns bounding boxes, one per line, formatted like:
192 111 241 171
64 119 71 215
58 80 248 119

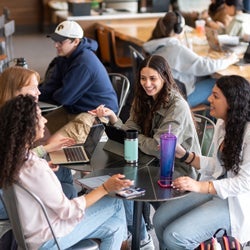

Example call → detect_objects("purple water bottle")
158 126 177 188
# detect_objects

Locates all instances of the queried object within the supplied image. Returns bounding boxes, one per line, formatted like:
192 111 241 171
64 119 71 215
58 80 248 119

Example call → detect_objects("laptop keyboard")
63 146 87 162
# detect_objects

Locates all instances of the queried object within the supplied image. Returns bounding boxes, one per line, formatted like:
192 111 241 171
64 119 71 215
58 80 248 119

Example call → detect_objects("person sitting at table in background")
177 0 232 32
0 66 77 200
143 11 239 108
153 75 250 249
89 55 201 249
39 20 118 143
0 94 133 250
201 0 232 32
224 0 250 41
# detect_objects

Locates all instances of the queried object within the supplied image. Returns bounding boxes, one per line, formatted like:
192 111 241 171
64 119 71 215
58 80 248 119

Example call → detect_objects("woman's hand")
172 176 200 192
103 174 134 193
175 144 187 159
88 105 118 124
47 161 60 172
44 137 76 153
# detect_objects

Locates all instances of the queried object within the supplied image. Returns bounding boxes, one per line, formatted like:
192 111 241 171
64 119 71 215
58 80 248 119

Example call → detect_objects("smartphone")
116 187 146 199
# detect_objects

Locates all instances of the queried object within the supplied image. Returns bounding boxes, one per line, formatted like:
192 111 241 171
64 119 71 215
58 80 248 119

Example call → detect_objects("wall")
0 0 43 33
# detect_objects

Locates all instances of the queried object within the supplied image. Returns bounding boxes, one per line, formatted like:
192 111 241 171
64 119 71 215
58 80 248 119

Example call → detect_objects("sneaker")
126 232 155 250
140 234 155 250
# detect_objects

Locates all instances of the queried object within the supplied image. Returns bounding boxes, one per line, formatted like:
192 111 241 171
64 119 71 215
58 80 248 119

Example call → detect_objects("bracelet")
208 181 212 194
102 183 109 194
185 152 196 165
179 150 190 162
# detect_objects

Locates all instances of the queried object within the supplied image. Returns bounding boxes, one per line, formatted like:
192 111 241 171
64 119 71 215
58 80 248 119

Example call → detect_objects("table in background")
104 23 250 79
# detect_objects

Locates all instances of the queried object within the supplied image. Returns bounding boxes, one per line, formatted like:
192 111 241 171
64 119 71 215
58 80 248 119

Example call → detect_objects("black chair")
2 183 99 250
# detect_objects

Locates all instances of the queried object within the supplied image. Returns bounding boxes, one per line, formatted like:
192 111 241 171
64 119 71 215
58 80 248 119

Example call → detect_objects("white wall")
178 0 210 13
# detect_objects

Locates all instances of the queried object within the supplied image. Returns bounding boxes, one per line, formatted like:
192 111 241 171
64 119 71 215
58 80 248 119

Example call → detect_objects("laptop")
49 124 105 164
38 101 59 110
103 125 156 165
205 27 243 53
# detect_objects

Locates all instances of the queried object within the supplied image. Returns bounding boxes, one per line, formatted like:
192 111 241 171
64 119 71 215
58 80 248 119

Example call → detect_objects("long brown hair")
0 66 40 107
131 55 179 136
149 12 180 40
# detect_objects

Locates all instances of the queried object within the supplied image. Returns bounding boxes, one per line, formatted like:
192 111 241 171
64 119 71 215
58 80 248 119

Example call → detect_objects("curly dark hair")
216 75 250 174
209 0 225 13
0 95 37 188
132 55 179 136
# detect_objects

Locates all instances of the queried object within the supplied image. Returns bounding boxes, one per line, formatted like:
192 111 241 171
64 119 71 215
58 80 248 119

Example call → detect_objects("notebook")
103 125 156 165
49 124 105 164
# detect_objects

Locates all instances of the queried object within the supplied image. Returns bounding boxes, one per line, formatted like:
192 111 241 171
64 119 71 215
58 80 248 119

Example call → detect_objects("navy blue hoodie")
39 38 118 114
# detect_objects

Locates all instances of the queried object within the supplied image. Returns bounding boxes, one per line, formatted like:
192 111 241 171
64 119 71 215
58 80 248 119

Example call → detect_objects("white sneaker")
126 232 155 250
140 234 155 250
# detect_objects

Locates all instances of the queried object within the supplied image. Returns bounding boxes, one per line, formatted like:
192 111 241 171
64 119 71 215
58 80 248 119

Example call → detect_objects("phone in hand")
116 187 146 199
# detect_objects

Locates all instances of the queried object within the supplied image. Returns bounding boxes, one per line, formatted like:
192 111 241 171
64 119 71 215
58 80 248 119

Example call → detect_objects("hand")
88 105 118 124
175 144 186 159
226 52 239 64
48 161 60 172
44 137 76 153
172 176 200 192
103 174 134 193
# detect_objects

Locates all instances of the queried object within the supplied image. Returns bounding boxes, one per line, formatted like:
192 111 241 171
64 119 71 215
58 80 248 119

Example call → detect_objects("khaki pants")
45 107 107 143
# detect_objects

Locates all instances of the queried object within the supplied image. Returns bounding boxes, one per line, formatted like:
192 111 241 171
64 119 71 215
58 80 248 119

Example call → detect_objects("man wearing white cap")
39 20 118 143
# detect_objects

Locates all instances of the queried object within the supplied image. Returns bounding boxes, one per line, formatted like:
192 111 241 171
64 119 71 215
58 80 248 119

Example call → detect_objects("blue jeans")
187 78 216 108
0 189 8 220
39 196 127 250
55 167 77 199
123 200 148 241
153 192 230 250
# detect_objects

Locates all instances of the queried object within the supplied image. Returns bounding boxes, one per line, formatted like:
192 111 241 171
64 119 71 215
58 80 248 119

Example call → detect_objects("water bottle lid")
126 129 138 139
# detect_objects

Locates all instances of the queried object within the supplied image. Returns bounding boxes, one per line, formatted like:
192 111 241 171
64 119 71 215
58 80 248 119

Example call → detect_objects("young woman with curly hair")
89 55 201 248
0 95 132 250
153 75 250 249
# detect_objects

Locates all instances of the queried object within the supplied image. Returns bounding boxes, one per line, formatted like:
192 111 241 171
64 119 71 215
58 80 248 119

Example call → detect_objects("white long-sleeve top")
17 153 86 249
143 37 235 95
199 119 250 244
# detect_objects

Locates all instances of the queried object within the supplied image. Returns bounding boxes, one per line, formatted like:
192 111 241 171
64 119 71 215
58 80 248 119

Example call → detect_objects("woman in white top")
153 75 250 249
143 11 238 108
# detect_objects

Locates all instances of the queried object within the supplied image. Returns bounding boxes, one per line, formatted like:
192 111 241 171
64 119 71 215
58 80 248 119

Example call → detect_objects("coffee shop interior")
1 0 250 249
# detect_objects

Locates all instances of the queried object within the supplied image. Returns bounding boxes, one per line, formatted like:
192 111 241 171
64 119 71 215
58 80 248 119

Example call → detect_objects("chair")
129 45 145 79
194 113 216 157
2 183 99 250
3 20 15 62
108 73 130 117
95 24 132 74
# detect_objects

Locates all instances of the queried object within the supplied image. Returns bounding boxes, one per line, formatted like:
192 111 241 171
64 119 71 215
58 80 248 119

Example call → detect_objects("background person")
143 11 239 108
89 55 201 248
39 20 118 143
224 0 250 40
153 75 250 249
0 95 133 250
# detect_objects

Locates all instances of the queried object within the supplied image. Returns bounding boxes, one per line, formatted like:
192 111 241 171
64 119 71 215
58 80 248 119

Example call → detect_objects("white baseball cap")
47 21 84 42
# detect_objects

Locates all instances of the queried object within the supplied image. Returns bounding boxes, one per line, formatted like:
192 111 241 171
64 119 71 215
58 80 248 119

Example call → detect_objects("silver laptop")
103 125 156 165
49 124 105 164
